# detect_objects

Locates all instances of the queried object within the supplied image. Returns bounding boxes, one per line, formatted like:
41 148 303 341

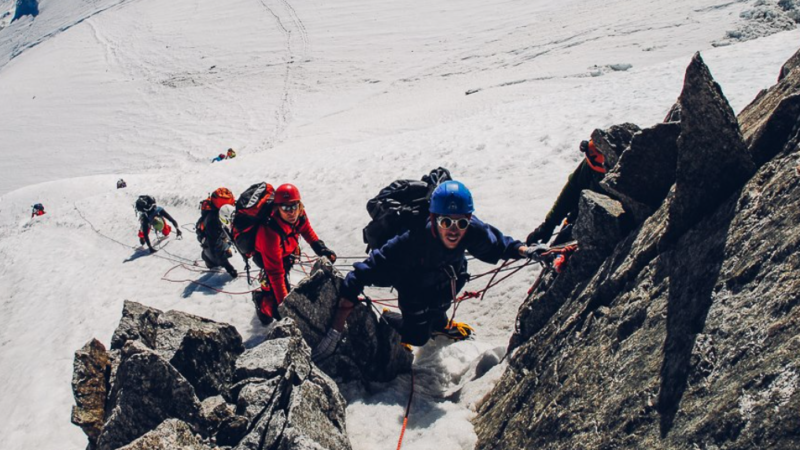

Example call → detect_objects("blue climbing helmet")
429 180 474 215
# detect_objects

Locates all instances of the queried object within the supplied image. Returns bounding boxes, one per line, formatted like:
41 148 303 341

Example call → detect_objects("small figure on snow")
31 203 46 218
117 179 127 189
312 181 543 362
211 149 236 163
526 138 608 246
196 187 238 278
250 184 337 325
226 148 236 159
211 153 226 163
135 195 182 253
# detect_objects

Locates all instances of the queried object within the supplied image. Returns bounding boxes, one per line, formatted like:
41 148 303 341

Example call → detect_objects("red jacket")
254 210 320 302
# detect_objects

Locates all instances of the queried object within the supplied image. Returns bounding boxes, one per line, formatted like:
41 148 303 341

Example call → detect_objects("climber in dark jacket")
135 195 182 253
312 180 545 361
526 139 607 246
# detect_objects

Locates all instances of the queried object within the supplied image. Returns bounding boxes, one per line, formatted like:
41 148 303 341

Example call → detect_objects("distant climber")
196 188 238 278
135 195 182 253
117 179 127 189
211 148 236 163
312 180 544 361
248 184 336 325
526 139 608 246
31 203 45 218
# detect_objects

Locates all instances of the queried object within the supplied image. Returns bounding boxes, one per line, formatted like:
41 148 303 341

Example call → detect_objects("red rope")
161 264 262 295
396 367 415 450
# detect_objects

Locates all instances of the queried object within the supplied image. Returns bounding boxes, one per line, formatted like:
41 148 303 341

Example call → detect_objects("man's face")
436 214 470 250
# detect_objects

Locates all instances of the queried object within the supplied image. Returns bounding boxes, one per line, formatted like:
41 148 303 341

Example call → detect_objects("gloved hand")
139 237 146 246
524 244 549 262
311 328 342 363
526 221 556 245
311 240 337 263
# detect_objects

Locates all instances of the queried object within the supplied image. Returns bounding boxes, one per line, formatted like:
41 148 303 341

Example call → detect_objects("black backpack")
362 167 451 251
231 182 275 256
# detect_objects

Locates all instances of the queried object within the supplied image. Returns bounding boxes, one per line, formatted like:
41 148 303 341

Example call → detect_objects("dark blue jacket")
340 216 523 301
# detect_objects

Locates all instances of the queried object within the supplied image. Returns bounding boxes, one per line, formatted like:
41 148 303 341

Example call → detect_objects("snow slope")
0 0 797 448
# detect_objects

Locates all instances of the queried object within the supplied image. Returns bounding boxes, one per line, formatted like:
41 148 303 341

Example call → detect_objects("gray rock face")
282 258 412 382
739 62 800 167
590 122 641 169
97 341 204 450
232 320 351 450
116 419 212 450
476 47 800 450
572 191 627 254
669 52 755 238
601 123 680 223
779 47 800 81
110 301 161 350
71 339 111 448
159 311 244 401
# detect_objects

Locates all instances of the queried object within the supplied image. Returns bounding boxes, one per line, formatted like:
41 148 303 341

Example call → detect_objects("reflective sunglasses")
279 203 300 212
436 216 470 231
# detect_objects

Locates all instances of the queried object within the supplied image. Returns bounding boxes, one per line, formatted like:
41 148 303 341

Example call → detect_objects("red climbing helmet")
274 184 301 204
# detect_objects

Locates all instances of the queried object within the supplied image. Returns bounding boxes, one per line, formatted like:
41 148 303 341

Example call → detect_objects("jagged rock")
509 191 627 351
163 314 245 401
216 415 249 447
96 341 204 450
601 123 680 223
199 395 235 436
232 319 352 450
281 259 412 382
739 49 800 167
110 300 161 350
779 47 800 81
71 339 111 448
572 191 627 253
590 123 641 169
476 52 800 450
669 52 755 238
663 102 682 123
116 419 212 450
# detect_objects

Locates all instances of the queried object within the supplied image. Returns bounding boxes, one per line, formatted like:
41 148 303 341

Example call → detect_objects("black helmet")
135 195 156 213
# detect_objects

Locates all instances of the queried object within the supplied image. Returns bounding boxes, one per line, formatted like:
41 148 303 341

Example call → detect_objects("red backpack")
232 182 275 256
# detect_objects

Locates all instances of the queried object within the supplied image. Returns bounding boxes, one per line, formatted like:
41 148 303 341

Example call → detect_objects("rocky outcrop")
116 419 212 450
72 298 353 450
590 122 641 168
281 258 412 382
476 48 800 449
71 339 111 449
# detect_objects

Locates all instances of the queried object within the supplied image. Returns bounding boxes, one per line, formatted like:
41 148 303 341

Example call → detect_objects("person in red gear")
252 184 337 325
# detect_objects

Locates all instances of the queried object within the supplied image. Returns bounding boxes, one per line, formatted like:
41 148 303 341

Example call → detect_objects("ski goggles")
279 203 300 213
436 216 470 231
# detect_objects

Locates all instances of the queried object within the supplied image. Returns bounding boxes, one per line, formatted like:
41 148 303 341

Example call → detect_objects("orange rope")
396 367 415 450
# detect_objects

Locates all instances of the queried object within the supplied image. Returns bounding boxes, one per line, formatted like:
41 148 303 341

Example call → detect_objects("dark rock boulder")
669 52 755 238
199 395 235 436
281 259 412 382
778 47 800 81
110 301 161 350
116 419 212 450
158 311 244 401
739 51 800 167
590 123 641 169
96 341 204 450
601 123 680 223
71 339 111 449
231 319 351 450
509 191 627 351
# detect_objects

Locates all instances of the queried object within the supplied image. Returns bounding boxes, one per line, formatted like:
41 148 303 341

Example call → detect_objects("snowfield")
0 0 797 448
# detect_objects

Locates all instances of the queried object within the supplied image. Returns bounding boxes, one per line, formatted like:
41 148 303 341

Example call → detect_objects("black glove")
526 221 556 245
311 240 337 262
524 244 549 262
